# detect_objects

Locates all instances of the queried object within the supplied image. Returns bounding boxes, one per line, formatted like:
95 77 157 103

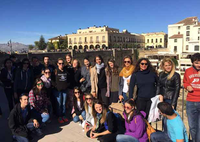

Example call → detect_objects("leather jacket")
157 71 181 106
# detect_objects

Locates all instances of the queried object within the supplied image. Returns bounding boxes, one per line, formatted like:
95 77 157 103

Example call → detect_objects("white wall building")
168 16 200 55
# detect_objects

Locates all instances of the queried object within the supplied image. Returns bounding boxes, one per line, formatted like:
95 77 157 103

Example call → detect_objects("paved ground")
0 85 98 142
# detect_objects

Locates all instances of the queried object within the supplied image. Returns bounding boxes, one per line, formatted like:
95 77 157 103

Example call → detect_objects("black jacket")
9 103 34 138
0 67 15 88
157 71 181 106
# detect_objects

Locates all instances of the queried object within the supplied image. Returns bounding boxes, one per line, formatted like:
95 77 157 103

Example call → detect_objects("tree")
38 35 47 50
47 42 55 50
28 45 34 50
133 48 140 62
60 37 68 49
34 41 39 49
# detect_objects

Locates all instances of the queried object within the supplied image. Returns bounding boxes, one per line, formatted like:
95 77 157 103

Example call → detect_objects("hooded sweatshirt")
124 111 148 142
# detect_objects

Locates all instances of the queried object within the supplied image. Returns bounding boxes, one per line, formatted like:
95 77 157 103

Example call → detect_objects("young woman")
116 99 148 142
41 68 52 97
80 57 91 94
83 94 94 132
129 58 158 119
158 58 181 110
87 100 118 142
90 55 109 106
29 78 50 124
119 55 135 102
72 59 82 87
0 58 15 111
54 58 70 123
105 58 119 104
72 87 86 123
14 58 34 104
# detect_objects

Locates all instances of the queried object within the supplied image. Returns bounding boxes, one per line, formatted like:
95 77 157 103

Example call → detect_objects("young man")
150 102 188 142
183 53 200 142
31 56 43 79
9 93 41 142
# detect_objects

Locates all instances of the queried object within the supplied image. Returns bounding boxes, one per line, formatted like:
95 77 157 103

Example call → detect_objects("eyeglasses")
74 92 80 94
124 61 131 63
140 63 148 66
86 98 92 100
23 62 29 65
45 72 51 74
124 106 132 110
58 63 64 65
37 83 43 86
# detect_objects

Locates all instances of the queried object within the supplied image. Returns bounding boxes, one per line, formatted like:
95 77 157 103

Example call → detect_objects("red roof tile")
176 17 198 25
169 34 183 39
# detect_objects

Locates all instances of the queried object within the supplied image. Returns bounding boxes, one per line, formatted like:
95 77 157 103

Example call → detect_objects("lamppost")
7 39 12 54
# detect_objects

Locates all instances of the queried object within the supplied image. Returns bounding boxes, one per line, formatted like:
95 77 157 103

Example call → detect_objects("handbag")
109 101 124 118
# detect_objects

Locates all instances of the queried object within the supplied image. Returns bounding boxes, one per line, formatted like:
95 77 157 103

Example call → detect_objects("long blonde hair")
84 94 94 113
160 58 175 80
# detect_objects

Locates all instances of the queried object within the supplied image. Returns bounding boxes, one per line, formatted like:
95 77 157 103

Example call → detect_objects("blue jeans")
116 134 139 142
41 113 50 123
31 108 49 123
150 132 172 142
186 101 200 142
73 111 86 122
55 90 67 117
122 92 128 102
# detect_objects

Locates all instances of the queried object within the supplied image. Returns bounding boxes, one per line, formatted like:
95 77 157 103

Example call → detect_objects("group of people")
0 52 199 142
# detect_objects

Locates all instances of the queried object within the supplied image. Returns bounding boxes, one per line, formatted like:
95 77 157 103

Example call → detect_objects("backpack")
135 117 156 141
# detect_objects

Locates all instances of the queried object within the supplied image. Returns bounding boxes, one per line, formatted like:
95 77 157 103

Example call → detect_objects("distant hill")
0 42 28 53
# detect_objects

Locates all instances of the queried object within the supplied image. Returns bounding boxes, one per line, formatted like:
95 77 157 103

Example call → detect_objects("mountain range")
0 42 28 53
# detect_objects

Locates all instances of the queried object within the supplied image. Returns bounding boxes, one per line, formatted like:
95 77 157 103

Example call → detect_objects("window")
96 36 99 42
174 39 177 43
178 32 180 34
151 39 153 43
156 39 158 43
186 31 190 36
160 38 162 43
174 46 177 52
109 36 112 42
147 39 149 43
69 38 72 44
85 37 87 43
90 37 93 43
102 36 105 42
178 26 181 29
198 28 200 34
194 45 199 51
123 37 125 42
114 36 116 42
186 26 190 30
186 37 190 41
79 37 82 44
186 45 189 50
74 38 77 44
198 36 200 40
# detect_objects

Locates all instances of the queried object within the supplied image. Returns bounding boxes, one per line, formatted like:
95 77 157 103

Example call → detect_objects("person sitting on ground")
83 94 94 132
150 102 188 142
87 100 119 142
71 87 86 123
9 93 41 142
29 78 50 125
116 99 148 142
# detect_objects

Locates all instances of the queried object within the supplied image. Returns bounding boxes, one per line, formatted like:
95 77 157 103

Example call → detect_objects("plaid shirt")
29 90 49 113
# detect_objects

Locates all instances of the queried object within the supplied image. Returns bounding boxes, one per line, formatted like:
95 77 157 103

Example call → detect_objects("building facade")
67 26 145 49
168 16 200 54
142 32 167 48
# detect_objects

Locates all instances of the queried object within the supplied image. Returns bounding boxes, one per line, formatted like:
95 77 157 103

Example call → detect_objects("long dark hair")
93 55 104 67
73 87 84 111
124 99 140 124
32 78 46 97
106 58 119 76
133 58 157 73
4 58 13 68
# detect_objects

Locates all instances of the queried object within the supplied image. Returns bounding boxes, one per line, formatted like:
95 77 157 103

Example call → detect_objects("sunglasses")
37 83 43 86
23 62 29 65
74 92 80 94
58 63 64 65
140 63 148 66
86 98 92 100
124 61 131 63
45 72 51 74
124 106 132 110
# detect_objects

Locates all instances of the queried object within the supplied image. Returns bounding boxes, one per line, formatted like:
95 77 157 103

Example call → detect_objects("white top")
77 101 81 111
123 75 131 93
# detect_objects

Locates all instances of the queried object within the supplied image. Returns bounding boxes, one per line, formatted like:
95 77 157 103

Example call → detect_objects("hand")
33 119 39 128
119 95 124 102
92 132 99 138
14 93 18 99
72 113 76 118
92 93 96 98
159 95 163 102
172 106 174 109
79 115 83 120
187 86 193 92
80 78 85 83
127 79 130 85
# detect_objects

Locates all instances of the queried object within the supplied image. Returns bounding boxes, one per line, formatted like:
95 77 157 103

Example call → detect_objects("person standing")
31 56 43 80
72 59 82 87
119 55 135 102
183 53 200 142
129 58 158 119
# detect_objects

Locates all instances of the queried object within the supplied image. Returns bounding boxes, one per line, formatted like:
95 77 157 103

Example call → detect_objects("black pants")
98 88 109 107
109 91 119 105
4 88 14 111
136 97 152 119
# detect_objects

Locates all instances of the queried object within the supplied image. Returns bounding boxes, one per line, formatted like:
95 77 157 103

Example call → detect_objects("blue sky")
0 0 200 45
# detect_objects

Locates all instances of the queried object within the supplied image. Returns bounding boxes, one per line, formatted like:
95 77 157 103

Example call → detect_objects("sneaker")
58 117 64 123
79 120 82 126
62 116 69 122
35 128 43 136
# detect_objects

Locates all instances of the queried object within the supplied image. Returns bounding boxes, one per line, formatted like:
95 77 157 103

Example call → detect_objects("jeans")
150 132 172 142
55 90 67 117
186 101 200 142
116 134 139 142
31 108 49 123
41 113 50 123
73 111 86 122
122 92 128 102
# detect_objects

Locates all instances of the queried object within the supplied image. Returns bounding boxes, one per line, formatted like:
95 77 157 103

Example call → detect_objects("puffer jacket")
157 71 181 106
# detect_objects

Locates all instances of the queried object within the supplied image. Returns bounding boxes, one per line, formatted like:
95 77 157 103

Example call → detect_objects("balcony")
74 42 77 44
90 41 93 43
78 42 82 44
96 41 100 43
102 40 106 43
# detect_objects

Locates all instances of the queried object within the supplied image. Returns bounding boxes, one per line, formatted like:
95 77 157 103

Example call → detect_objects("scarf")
119 65 135 78
41 75 51 88
96 63 104 74
95 113 102 130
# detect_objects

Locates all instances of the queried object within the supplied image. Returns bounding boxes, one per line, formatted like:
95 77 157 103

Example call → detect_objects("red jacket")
183 67 200 102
